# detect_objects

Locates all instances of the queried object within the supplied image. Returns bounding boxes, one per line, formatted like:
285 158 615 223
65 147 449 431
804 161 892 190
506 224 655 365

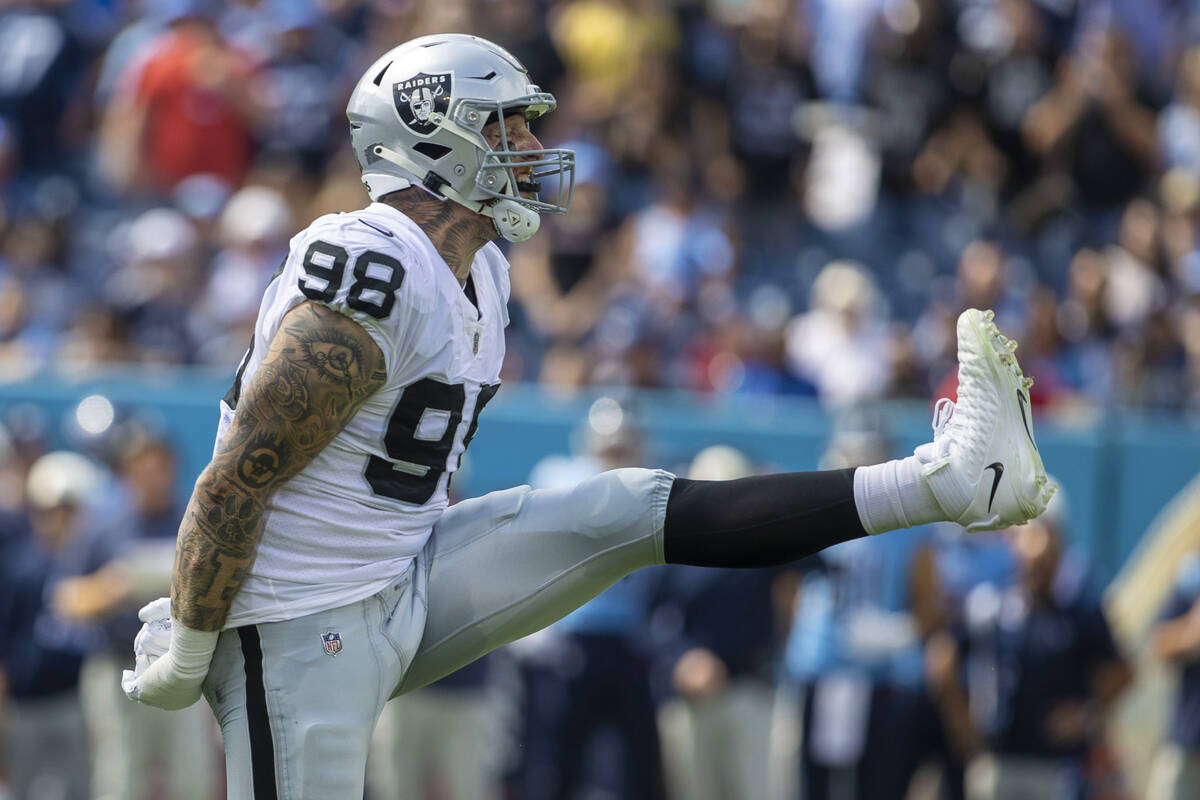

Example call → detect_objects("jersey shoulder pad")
290 213 439 318
279 214 435 375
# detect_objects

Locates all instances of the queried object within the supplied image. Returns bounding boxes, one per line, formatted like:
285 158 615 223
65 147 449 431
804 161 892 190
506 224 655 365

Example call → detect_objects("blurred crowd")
1 0 1200 411
5 0 1200 798
3 396 1200 800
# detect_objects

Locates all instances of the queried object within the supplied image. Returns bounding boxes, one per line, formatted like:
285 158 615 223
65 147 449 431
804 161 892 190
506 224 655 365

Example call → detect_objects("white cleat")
917 308 1056 532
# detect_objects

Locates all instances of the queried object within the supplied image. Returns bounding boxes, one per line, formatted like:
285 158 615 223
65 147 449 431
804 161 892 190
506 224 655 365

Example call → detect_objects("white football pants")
203 467 672 799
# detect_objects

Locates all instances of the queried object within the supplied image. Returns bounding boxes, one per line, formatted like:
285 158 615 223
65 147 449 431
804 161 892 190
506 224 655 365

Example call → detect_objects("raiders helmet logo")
393 72 452 136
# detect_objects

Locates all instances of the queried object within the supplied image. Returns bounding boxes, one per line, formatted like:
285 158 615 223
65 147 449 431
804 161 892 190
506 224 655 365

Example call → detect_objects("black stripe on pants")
238 626 278 799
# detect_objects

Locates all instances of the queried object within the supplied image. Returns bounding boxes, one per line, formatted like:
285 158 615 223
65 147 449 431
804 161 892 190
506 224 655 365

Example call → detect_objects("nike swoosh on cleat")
985 462 1004 512
1016 390 1036 449
358 219 394 237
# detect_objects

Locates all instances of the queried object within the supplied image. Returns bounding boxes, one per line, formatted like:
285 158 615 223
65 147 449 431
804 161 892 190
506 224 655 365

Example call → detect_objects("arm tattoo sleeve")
171 302 387 631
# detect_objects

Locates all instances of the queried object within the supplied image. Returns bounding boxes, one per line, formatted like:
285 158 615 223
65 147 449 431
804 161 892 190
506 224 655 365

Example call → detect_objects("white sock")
853 456 946 535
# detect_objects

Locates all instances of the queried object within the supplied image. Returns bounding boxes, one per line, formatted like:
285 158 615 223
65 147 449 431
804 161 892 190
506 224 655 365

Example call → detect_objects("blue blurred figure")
784 429 952 799
652 446 783 800
507 397 665 800
369 656 506 800
0 452 106 800
62 427 217 800
934 491 1133 800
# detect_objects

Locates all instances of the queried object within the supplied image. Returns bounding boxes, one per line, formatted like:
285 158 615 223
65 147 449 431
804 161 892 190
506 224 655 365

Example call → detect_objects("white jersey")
217 202 509 627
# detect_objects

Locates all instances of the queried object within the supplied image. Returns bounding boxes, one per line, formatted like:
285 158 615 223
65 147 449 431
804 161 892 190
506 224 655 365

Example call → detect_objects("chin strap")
488 199 540 242
368 144 541 243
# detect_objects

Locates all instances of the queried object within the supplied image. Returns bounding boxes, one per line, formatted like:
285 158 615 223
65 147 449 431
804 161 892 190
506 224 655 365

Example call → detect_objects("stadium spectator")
864 0 958 198
723 16 813 199
98 5 261 192
0 0 1193 411
101 207 203 365
1103 198 1168 333
59 428 216 800
785 260 891 407
479 0 565 100
934 493 1132 800
1146 549 1200 800
959 0 1055 204
508 142 622 351
0 213 79 367
1054 248 1119 404
1158 47 1200 171
0 452 105 800
955 240 1026 334
548 0 677 115
190 184 293 365
1020 284 1080 408
509 398 665 800
652 445 782 800
1022 26 1161 217
369 656 506 800
783 428 950 800
615 146 737 324
1115 306 1189 410
247 0 357 177
0 2 91 175
921 525 1021 799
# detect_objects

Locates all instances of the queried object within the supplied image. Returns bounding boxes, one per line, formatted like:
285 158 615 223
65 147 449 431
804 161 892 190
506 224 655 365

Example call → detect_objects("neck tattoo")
382 189 494 281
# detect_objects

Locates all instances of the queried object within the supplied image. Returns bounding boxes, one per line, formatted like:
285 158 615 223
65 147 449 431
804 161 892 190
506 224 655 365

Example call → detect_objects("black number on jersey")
365 379 499 504
298 241 348 303
462 384 499 449
299 240 405 318
347 250 404 319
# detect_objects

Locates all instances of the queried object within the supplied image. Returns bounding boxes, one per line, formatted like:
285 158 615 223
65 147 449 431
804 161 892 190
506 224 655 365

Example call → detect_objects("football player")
121 34 1055 799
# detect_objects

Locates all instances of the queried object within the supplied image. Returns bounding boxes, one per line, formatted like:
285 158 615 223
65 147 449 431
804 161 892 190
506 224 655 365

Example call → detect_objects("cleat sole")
959 308 1055 524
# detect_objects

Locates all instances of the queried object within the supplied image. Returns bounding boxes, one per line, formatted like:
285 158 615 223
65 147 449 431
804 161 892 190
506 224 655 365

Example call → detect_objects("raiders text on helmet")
347 34 575 243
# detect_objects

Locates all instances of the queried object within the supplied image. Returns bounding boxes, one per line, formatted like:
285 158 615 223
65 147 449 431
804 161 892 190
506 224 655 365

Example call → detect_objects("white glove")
135 596 173 657
120 597 172 694
121 597 219 710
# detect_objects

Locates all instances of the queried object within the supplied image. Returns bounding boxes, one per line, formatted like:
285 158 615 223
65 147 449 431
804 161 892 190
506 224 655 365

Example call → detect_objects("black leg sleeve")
662 469 867 568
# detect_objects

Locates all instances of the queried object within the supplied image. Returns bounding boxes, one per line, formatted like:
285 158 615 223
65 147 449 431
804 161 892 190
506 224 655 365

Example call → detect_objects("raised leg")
396 468 672 693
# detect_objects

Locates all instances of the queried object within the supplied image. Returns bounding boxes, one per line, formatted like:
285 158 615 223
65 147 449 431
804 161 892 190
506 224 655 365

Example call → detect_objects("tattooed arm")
123 302 386 709
173 301 387 631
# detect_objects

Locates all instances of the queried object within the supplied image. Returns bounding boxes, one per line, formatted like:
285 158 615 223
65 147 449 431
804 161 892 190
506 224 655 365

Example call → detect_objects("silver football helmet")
347 34 575 242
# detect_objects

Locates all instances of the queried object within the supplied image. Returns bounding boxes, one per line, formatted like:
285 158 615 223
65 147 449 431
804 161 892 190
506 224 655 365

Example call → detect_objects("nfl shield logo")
320 631 343 657
393 72 452 137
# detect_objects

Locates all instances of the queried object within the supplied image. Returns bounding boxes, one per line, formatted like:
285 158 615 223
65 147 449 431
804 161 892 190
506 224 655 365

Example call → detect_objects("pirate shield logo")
393 72 452 136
